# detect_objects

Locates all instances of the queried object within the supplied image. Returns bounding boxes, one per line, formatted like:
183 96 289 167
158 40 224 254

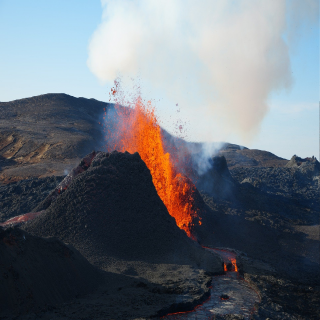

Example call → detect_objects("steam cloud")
88 0 318 141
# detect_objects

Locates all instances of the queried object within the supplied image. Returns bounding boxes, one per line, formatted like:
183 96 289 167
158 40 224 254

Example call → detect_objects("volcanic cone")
24 151 222 272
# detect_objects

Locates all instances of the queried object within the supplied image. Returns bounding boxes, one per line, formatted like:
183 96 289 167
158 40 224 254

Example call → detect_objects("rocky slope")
0 176 64 221
194 154 319 282
0 93 289 182
0 227 101 316
218 143 288 168
0 94 107 183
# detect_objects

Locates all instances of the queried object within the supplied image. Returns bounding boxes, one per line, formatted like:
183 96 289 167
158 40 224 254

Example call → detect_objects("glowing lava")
210 248 238 272
224 260 238 272
103 81 200 237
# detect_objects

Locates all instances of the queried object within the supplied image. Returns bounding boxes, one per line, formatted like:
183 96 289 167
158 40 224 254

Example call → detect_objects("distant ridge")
0 93 108 183
1 93 288 183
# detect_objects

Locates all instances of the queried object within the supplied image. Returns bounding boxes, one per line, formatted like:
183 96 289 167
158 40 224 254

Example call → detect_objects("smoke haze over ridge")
87 0 318 142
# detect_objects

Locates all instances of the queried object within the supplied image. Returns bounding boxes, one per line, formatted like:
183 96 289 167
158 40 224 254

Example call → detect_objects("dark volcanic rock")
0 227 101 315
0 94 107 183
238 254 320 320
33 150 97 212
195 155 237 200
240 176 264 189
285 155 320 176
24 151 223 272
0 176 64 222
218 144 288 169
197 156 320 286
230 163 319 216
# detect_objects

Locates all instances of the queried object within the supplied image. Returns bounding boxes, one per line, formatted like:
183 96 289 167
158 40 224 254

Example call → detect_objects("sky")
0 0 318 160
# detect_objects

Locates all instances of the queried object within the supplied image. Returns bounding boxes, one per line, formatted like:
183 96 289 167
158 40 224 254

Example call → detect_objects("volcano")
23 151 222 271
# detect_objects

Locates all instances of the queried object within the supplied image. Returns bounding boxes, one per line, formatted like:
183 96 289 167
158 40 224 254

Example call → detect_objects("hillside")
0 94 107 183
1 94 291 184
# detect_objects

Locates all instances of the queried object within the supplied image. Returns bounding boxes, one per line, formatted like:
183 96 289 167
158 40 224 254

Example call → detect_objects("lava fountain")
103 80 201 238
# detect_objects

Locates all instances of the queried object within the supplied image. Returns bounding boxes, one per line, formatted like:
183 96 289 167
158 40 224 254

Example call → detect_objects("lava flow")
163 248 260 319
211 248 238 272
103 80 201 237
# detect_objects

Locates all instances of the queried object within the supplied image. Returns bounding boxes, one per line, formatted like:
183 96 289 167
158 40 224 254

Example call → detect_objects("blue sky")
0 0 318 159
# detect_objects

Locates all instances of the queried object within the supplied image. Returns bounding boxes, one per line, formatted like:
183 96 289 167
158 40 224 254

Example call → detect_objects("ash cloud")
87 0 318 141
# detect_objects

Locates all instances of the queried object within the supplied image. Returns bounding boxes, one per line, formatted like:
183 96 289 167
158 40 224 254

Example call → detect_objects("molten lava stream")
232 259 238 272
224 259 238 272
207 248 238 272
104 92 200 238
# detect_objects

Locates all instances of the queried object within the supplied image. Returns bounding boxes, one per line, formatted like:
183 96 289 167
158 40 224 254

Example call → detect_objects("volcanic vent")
24 151 222 271
104 84 202 238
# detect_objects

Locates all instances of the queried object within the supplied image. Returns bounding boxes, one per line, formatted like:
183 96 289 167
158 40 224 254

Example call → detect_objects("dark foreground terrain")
0 94 319 319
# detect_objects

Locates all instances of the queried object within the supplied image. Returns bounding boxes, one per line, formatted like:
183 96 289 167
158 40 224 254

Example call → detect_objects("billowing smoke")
87 0 318 141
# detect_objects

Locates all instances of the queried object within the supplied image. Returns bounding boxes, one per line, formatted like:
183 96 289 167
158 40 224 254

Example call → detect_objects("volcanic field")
0 93 319 320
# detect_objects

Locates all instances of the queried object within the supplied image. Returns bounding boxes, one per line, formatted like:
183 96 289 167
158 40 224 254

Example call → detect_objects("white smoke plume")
87 0 318 141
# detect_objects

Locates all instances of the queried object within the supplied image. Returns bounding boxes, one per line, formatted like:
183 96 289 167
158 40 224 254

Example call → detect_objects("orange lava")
224 259 238 272
104 81 200 237
232 259 238 272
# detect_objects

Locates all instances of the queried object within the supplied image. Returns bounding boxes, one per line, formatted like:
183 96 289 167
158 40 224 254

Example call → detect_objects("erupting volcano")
103 81 201 237
1 92 319 319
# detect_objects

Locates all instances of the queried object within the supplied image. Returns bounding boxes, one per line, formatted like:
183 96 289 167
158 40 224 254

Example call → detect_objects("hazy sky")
0 0 318 159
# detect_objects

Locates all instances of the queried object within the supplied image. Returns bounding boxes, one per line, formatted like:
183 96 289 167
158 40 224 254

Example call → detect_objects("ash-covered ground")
0 94 319 319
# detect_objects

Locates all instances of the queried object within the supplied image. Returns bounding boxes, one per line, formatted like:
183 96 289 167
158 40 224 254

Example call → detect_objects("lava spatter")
104 80 201 237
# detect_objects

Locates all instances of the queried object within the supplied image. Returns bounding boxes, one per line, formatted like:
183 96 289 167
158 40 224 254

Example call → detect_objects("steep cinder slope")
24 151 223 272
0 176 64 222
